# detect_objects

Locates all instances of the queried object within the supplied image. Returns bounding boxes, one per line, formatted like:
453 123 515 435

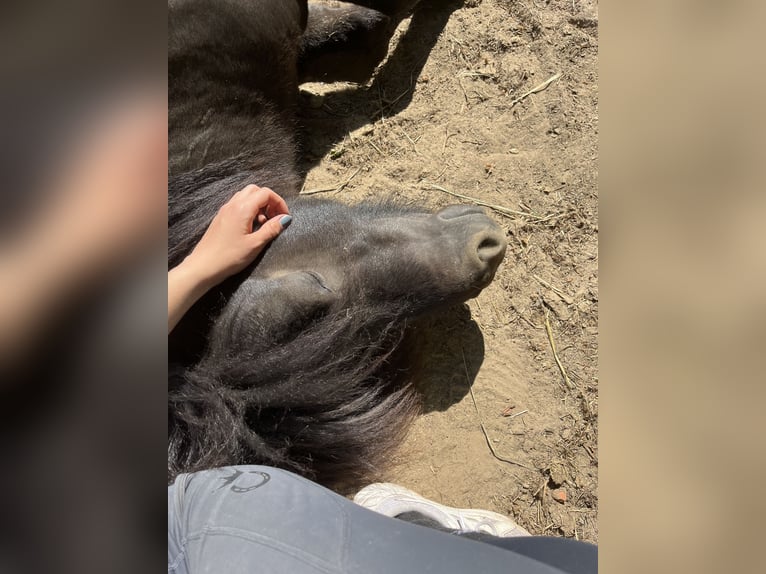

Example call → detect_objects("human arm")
168 184 292 333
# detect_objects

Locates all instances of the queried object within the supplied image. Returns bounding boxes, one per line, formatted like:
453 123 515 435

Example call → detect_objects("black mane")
168 290 421 489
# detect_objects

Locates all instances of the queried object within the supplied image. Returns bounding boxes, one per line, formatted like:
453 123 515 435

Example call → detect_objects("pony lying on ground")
168 0 506 488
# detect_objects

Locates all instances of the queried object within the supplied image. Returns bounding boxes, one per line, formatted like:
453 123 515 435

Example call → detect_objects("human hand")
181 185 292 287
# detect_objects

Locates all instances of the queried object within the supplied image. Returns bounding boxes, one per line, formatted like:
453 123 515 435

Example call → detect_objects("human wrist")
174 255 221 294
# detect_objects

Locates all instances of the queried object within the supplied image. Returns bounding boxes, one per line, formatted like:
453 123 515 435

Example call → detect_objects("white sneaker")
354 483 530 537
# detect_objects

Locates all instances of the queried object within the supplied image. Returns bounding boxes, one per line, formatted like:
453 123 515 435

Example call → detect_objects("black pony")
168 0 506 488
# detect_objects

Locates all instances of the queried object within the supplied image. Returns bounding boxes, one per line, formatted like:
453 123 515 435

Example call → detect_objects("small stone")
551 488 567 504
548 462 568 487
329 145 345 160
509 148 520 154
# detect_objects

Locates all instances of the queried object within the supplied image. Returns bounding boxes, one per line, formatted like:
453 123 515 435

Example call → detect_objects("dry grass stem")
462 349 533 470
461 71 497 80
532 476 549 499
533 211 571 224
300 167 362 196
542 300 594 418
533 274 574 305
543 304 575 390
509 72 563 107
457 76 470 105
507 409 529 420
398 128 421 152
427 184 543 220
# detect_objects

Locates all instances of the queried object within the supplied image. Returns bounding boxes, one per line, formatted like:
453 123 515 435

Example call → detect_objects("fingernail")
279 215 293 229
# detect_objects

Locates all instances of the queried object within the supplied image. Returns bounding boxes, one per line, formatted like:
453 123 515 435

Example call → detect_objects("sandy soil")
298 0 598 542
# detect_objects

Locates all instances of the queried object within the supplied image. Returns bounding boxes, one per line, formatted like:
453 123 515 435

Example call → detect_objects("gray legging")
168 466 597 574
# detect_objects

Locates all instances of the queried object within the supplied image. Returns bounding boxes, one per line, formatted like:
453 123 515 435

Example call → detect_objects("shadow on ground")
297 0 466 172
407 303 484 413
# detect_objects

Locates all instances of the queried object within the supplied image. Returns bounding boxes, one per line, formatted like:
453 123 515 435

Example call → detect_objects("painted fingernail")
279 215 293 229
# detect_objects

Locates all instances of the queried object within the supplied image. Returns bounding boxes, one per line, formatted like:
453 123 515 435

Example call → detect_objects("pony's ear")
206 271 338 357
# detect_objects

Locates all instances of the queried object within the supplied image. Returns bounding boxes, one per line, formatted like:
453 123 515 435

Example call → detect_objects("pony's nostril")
476 234 506 267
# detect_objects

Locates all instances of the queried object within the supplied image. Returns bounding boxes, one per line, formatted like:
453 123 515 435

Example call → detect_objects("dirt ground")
298 0 598 542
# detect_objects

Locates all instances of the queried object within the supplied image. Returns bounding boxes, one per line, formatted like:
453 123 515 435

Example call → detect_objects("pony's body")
168 0 507 488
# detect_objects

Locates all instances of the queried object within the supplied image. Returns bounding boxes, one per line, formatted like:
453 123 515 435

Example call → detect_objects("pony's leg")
298 2 393 84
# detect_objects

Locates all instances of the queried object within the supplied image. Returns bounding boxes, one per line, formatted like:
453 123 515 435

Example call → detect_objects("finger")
238 183 264 197
249 214 293 248
242 185 289 215
231 184 262 204
238 184 274 204
229 188 271 222
239 187 279 214
263 191 290 216
232 186 290 227
231 185 269 212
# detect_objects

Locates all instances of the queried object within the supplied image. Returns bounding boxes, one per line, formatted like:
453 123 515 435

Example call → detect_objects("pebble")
551 488 567 504
548 463 568 487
